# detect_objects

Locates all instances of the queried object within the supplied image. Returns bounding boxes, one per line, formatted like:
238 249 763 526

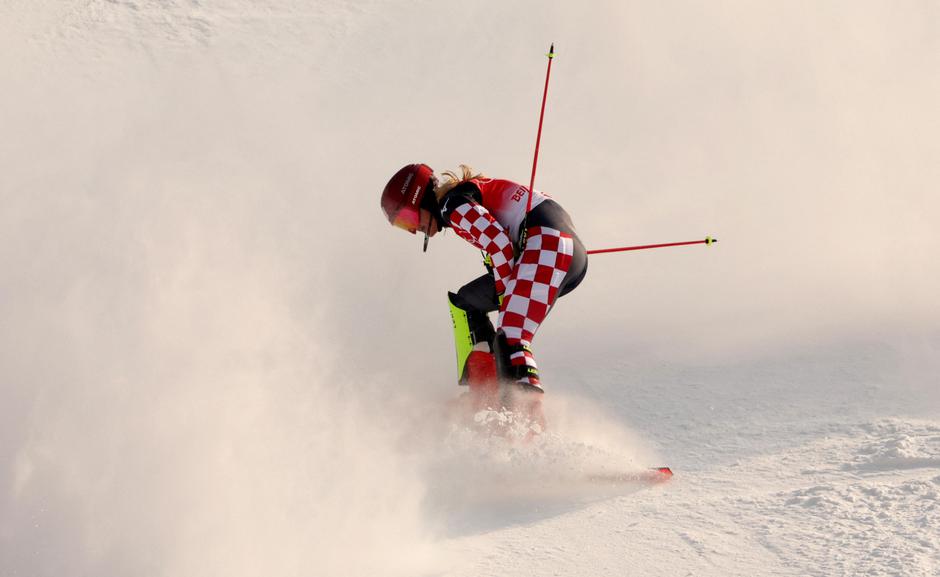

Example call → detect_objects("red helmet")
381 164 434 234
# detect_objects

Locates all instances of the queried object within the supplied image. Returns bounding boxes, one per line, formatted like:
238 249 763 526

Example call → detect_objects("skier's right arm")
440 183 516 295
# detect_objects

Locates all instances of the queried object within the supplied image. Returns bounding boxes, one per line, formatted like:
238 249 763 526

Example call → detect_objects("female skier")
380 163 587 400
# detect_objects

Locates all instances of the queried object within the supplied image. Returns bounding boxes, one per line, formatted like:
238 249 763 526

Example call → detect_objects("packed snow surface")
2 1 938 576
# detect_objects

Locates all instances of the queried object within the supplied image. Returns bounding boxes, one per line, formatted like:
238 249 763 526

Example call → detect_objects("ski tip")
583 466 674 486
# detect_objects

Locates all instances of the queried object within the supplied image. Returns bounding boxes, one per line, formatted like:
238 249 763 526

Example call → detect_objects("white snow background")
2 1 939 576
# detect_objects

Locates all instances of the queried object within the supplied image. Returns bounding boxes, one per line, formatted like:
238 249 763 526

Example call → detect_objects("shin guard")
448 292 496 385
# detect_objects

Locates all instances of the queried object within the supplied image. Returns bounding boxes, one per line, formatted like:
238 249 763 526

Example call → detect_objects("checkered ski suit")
441 179 585 387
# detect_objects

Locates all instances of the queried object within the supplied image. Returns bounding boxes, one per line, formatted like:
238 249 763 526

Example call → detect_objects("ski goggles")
391 205 421 234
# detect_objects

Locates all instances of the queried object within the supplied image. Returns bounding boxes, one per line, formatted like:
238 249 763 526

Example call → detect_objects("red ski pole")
526 43 555 214
587 236 718 255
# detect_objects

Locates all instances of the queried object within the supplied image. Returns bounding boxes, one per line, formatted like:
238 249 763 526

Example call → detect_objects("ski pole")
526 43 555 214
586 236 718 255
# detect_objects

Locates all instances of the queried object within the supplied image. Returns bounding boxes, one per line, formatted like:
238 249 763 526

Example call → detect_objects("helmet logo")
400 173 414 195
382 164 431 225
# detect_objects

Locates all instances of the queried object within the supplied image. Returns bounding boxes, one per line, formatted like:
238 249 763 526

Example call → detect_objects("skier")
380 164 587 407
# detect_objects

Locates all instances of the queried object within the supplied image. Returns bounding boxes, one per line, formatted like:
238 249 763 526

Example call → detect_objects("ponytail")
434 164 485 200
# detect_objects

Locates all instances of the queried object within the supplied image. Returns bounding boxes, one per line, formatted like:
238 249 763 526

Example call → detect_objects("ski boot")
492 330 546 434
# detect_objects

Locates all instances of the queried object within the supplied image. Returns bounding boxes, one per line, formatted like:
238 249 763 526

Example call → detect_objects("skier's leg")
558 233 588 298
527 199 588 299
497 226 574 389
455 273 500 315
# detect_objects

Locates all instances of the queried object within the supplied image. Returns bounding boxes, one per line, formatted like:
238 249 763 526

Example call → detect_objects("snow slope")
440 344 940 577
2 1 939 576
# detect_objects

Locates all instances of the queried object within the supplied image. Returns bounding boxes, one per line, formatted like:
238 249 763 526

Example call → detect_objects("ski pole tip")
705 236 718 245
548 43 555 58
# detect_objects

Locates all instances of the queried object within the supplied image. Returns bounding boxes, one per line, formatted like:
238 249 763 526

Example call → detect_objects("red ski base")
585 466 674 485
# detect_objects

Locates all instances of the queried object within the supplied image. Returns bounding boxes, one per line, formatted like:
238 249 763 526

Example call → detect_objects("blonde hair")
434 164 485 200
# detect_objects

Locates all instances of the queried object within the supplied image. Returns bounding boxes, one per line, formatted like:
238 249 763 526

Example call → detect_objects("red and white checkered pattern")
449 202 516 294
498 227 573 383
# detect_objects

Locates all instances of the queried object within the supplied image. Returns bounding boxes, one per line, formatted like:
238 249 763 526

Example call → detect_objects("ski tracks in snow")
440 418 940 577
5 0 380 75
747 419 940 577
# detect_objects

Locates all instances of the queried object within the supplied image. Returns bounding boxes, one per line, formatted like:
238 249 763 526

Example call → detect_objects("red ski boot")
465 350 499 410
